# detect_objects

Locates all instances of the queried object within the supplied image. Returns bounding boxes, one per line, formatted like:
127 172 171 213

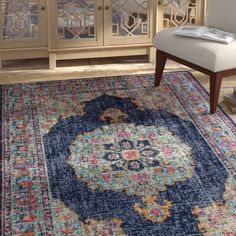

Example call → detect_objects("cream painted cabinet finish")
0 0 48 65
0 0 204 69
48 0 156 68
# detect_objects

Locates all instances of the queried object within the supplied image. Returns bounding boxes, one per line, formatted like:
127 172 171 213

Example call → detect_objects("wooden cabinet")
0 0 205 69
47 0 156 68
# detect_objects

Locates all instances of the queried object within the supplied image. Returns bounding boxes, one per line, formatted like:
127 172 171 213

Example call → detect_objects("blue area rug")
1 72 235 235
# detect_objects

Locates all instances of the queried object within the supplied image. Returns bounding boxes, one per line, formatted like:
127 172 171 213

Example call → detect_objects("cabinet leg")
49 53 56 69
0 56 2 69
149 47 156 63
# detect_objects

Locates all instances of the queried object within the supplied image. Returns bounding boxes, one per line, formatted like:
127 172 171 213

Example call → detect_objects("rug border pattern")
29 91 54 234
1 86 54 235
0 85 2 235
1 86 12 235
170 72 235 174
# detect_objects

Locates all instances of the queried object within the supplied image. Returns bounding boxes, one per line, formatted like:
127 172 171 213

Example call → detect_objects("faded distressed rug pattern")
1 72 235 235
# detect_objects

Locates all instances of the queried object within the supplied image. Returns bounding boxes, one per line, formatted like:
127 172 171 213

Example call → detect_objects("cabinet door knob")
98 6 102 10
41 6 46 11
158 1 163 5
105 6 109 10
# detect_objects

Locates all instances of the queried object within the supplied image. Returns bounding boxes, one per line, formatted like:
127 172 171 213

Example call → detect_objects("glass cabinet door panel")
112 0 149 37
2 0 39 40
57 0 96 40
162 0 197 28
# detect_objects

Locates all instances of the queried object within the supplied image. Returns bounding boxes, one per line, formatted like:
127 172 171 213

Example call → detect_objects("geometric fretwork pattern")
163 0 197 28
2 0 39 40
112 0 148 37
57 0 95 40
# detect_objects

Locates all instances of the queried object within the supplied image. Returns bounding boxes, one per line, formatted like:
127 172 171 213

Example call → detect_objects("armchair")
153 0 236 114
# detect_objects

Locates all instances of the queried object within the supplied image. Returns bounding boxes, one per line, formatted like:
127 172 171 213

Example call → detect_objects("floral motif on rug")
1 72 236 235
68 124 194 196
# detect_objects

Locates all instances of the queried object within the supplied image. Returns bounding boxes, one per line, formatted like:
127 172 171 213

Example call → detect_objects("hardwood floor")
1 56 236 120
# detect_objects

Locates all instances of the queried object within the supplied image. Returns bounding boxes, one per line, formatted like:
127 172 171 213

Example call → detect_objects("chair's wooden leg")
210 72 222 114
155 50 167 87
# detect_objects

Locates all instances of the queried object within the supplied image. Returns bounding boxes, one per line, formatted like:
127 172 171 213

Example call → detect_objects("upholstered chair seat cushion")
153 28 236 72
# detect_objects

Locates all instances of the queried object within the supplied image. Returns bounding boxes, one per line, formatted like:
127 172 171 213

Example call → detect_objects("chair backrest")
205 0 236 34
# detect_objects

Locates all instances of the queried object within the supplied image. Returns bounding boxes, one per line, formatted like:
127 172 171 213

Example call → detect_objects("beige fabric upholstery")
206 0 236 34
153 28 236 72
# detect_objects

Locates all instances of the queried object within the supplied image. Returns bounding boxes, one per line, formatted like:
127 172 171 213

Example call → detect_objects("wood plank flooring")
1 56 236 120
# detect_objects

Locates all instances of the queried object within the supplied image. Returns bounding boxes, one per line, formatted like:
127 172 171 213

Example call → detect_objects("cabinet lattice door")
2 0 39 40
111 0 149 37
162 0 201 29
105 0 153 45
50 0 153 48
50 0 102 48
57 0 96 40
0 0 47 48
